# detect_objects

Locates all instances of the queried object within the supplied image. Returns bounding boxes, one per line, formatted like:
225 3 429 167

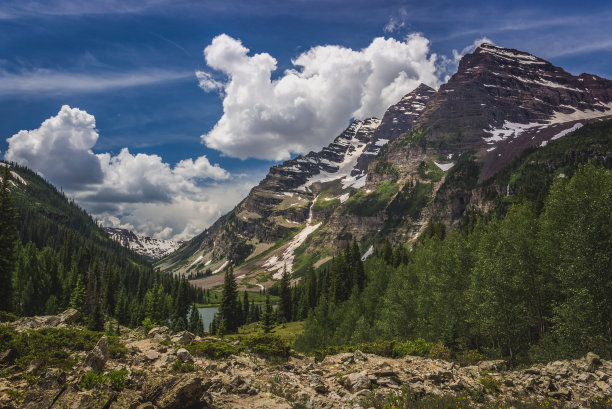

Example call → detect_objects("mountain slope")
156 85 436 280
0 161 198 325
159 44 612 288
104 227 183 260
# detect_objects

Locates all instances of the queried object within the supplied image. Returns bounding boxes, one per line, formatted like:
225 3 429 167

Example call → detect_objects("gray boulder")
82 336 110 372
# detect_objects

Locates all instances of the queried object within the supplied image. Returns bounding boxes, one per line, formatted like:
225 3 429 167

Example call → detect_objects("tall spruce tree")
279 268 292 322
0 166 18 312
261 294 273 333
188 304 205 336
219 266 239 333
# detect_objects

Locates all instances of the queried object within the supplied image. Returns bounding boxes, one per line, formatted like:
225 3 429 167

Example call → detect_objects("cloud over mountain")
4 105 248 241
198 34 442 161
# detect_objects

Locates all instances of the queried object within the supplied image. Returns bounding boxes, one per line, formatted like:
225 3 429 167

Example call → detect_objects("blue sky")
1 0 611 240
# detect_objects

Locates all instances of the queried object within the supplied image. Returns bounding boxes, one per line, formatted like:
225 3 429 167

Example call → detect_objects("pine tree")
188 304 204 336
351 240 365 291
382 238 393 265
279 268 292 322
88 300 105 331
219 266 239 333
69 275 86 313
261 294 273 333
173 278 191 329
242 291 250 324
0 166 18 312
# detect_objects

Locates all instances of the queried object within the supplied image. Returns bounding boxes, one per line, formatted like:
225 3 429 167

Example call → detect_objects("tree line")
0 164 202 333
292 163 611 364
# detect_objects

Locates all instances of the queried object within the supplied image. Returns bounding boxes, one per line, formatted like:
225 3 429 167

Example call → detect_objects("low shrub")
312 339 435 362
392 338 433 357
171 360 195 373
0 326 126 371
242 334 291 362
187 340 243 359
428 343 451 360
79 369 128 391
79 371 107 390
0 312 18 323
479 374 500 393
458 349 484 366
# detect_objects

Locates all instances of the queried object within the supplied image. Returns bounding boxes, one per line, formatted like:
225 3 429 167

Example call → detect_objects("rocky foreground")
1 310 610 409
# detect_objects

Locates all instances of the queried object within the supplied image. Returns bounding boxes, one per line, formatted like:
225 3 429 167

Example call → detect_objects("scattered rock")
145 350 161 361
176 348 193 363
152 375 206 409
82 336 110 372
58 308 80 326
478 360 508 372
27 359 42 375
586 352 601 372
148 326 170 338
51 385 116 409
354 350 368 362
109 389 142 409
346 371 370 392
136 404 157 409
549 388 571 400
171 331 195 345
595 381 610 393
0 348 16 364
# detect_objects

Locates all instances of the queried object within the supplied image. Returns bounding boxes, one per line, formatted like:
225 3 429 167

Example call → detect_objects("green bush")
242 334 291 362
479 375 500 393
428 343 451 360
0 327 126 371
0 312 18 323
171 360 195 373
392 338 433 357
79 369 128 391
107 369 128 391
187 340 243 359
79 371 107 390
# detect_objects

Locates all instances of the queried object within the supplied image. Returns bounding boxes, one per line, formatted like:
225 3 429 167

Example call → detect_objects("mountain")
158 43 612 288
0 161 199 325
104 227 183 260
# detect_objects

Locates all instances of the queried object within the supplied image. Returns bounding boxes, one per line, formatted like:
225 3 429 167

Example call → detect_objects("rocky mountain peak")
104 227 183 260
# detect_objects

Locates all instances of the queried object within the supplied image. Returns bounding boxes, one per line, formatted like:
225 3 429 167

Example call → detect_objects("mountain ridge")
157 43 612 288
103 227 184 260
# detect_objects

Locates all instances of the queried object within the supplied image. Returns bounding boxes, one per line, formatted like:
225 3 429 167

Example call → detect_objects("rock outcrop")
2 314 610 409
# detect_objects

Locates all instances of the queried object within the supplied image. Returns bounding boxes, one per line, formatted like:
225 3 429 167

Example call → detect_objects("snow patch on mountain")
297 119 381 191
104 227 183 260
264 195 321 278
548 103 612 124
483 121 543 144
434 161 454 171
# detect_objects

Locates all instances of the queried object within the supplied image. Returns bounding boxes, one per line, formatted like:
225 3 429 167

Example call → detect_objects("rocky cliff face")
159 44 612 287
157 85 436 281
104 227 183 260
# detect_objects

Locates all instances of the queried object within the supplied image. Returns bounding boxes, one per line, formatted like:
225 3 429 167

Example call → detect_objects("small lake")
197 307 218 332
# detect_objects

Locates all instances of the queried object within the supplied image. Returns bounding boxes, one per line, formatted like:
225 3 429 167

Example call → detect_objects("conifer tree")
242 291 250 324
261 294 273 333
0 166 18 312
219 266 239 332
188 304 204 336
351 240 365 291
69 275 86 313
88 300 105 331
279 268 292 322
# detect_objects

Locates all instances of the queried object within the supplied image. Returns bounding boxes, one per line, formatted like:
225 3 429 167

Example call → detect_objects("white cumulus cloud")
4 105 249 241
198 33 442 161
5 105 104 189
